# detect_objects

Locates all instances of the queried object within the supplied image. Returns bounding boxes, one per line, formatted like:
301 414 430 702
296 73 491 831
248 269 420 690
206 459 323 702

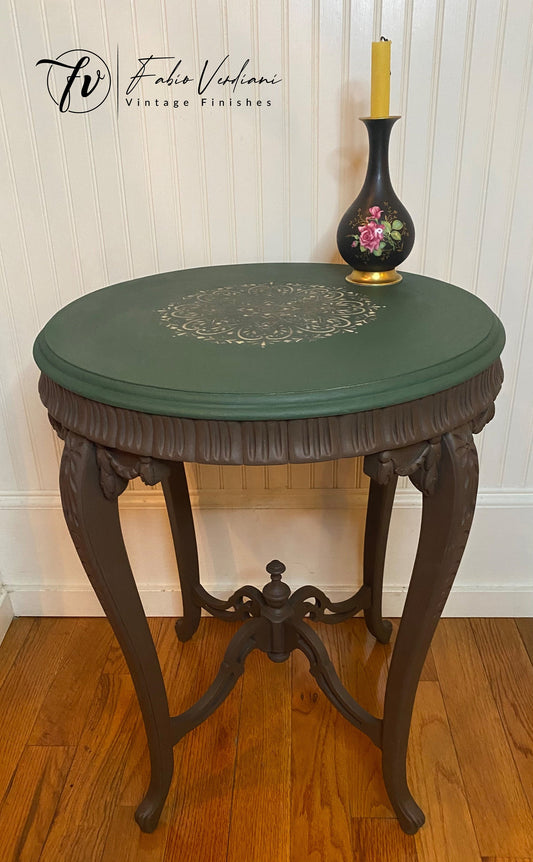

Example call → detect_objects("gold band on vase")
345 269 402 285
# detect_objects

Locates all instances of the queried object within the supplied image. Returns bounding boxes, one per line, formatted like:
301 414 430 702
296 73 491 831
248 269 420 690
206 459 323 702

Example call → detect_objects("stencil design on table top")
158 282 383 347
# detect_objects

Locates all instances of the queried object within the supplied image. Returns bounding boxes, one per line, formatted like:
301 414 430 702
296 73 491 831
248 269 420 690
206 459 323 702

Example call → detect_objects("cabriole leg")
161 462 202 642
363 475 398 643
381 427 479 833
59 432 174 833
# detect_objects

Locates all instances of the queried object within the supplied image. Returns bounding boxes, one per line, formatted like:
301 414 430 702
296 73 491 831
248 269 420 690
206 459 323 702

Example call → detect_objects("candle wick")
380 35 390 41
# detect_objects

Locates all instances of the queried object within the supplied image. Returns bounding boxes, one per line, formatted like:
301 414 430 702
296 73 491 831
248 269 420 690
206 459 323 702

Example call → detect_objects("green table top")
33 263 505 421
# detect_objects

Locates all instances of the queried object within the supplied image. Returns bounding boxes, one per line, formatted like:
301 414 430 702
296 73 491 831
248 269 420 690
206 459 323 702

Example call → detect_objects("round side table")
33 263 505 835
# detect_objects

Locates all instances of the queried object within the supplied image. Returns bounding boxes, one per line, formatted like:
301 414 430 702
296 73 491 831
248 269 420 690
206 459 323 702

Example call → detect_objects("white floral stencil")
158 282 383 348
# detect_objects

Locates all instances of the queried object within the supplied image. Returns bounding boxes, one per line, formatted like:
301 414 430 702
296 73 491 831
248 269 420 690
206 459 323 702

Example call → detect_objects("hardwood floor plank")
352 818 419 861
100 618 187 860
472 619 533 816
228 649 291 862
0 618 34 690
516 619 533 665
432 620 533 857
419 647 438 682
2 616 530 860
334 619 393 818
102 619 242 861
289 618 392 861
102 617 163 675
409 681 481 862
290 625 353 862
164 620 242 862
388 620 437 682
107 619 182 810
0 618 75 803
39 673 138 862
0 745 74 862
29 618 115 746
102 804 172 862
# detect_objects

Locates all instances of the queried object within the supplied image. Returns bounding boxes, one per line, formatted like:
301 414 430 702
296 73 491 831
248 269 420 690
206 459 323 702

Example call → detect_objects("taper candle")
370 39 391 118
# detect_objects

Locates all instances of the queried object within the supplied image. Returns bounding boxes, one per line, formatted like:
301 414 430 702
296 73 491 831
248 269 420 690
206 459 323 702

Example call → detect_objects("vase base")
346 269 402 286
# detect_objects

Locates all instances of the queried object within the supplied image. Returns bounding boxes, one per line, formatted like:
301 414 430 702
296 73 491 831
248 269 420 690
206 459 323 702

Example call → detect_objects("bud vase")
337 116 414 285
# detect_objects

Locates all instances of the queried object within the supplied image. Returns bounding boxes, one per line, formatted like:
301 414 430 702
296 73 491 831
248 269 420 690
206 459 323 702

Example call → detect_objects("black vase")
337 116 414 285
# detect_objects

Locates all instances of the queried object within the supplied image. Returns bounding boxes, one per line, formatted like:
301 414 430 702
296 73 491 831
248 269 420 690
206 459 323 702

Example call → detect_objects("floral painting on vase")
348 204 409 262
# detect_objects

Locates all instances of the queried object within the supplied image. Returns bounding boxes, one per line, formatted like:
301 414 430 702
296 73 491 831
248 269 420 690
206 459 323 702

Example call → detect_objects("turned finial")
266 559 286 579
263 560 290 607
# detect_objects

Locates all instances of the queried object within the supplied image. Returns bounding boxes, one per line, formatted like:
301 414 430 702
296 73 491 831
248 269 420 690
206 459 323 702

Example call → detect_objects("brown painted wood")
352 818 419 861
471 619 533 815
29 618 114 746
482 858 533 861
432 619 533 858
409 681 481 862
0 618 34 690
516 618 533 664
228 650 291 862
59 432 175 831
379 427 479 834
38 359 503 465
0 618 75 802
161 461 202 642
363 476 397 643
291 624 354 862
37 341 503 839
0 745 74 862
39 673 138 862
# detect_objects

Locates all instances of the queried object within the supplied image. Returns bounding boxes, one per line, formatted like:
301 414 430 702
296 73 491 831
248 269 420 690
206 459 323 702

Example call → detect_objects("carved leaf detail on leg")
95 447 170 500
364 437 442 495
363 405 491 498
471 402 495 434
60 431 92 537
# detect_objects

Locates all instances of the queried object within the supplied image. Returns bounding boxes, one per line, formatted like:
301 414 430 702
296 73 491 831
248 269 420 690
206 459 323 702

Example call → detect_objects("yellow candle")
370 39 391 118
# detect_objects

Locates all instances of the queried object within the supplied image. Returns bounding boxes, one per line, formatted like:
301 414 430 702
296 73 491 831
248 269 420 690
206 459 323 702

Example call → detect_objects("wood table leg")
59 432 174 833
363 475 398 643
161 462 202 642
381 426 479 833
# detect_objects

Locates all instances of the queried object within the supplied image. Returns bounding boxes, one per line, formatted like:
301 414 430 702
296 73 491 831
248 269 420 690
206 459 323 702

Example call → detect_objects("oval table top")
33 263 505 421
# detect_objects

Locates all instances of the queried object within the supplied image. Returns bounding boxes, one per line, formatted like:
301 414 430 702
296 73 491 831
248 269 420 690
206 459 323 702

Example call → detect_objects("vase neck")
361 117 398 192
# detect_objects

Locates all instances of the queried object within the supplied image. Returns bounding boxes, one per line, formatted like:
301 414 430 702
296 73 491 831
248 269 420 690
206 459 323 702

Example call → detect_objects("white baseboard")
2 488 533 618
7 583 533 619
2 488 533 510
0 589 14 644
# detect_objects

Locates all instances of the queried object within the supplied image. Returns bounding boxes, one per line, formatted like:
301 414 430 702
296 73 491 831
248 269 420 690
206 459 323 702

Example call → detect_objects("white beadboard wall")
0 0 532 623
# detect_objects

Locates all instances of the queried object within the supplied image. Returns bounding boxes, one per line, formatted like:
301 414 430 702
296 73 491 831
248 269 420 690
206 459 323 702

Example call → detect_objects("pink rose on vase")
368 205 383 220
358 221 383 252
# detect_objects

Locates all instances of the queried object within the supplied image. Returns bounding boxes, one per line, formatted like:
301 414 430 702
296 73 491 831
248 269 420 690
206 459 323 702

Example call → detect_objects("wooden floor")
0 616 532 862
